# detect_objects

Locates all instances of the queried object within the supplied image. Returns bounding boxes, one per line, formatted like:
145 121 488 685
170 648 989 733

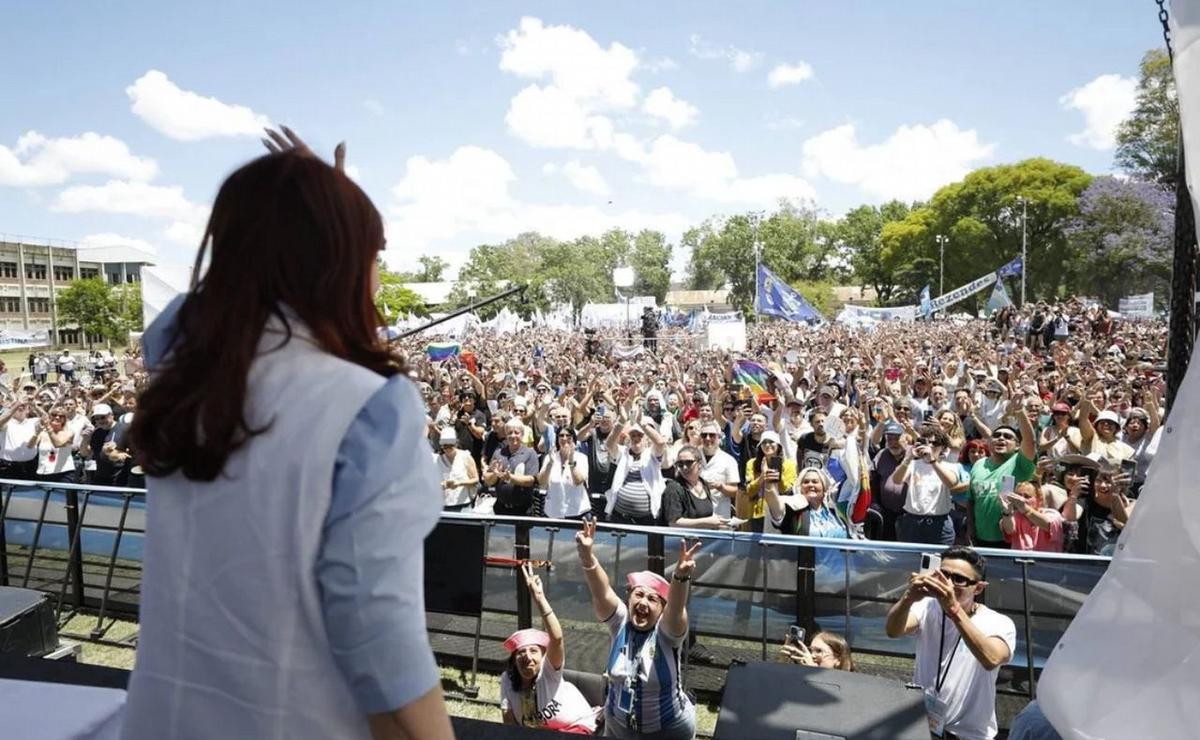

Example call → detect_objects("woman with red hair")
123 130 452 740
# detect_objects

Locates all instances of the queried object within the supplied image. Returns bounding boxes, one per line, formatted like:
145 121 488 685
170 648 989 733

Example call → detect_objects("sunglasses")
939 569 979 587
700 432 720 439
676 459 697 468
992 432 1018 441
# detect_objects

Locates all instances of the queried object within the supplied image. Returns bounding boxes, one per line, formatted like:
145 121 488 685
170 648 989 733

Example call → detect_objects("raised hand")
521 562 545 601
575 517 596 553
675 539 702 579
261 126 346 172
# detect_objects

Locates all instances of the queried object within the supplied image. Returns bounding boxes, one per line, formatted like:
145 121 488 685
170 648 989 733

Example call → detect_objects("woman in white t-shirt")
33 407 76 482
500 564 598 734
537 426 590 519
433 428 478 511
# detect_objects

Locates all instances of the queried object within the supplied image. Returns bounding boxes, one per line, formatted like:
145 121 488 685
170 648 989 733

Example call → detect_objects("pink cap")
503 628 551 654
626 571 671 603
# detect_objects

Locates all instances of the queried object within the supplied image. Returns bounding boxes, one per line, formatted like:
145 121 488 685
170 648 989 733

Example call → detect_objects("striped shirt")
603 603 693 734
613 466 651 518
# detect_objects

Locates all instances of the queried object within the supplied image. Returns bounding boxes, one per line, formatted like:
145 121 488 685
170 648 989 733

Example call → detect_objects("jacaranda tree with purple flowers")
1065 176 1173 308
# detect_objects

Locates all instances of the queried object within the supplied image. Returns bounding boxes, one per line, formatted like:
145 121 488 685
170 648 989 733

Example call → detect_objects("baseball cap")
759 431 782 448
1095 410 1122 426
882 421 904 436
91 403 113 417
438 428 458 446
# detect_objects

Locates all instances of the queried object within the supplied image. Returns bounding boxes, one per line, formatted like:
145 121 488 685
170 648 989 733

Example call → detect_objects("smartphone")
788 625 806 645
1119 459 1137 478
920 552 942 575
597 403 607 417
767 456 783 473
1000 475 1016 496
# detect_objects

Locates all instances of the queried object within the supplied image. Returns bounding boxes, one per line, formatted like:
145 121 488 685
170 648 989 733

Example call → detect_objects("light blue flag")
754 264 822 323
919 285 933 319
985 277 1013 315
997 256 1023 279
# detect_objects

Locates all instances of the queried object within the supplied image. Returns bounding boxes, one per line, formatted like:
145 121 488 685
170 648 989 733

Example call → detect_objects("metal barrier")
0 479 1110 700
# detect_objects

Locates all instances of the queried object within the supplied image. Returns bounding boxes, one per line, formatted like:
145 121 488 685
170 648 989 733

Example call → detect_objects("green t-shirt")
969 452 1036 542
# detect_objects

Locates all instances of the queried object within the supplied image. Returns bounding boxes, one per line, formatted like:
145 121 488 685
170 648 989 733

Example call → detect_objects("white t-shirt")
903 460 953 516
911 597 1016 740
499 657 598 734
1 417 39 462
37 436 74 476
543 452 591 518
699 448 739 518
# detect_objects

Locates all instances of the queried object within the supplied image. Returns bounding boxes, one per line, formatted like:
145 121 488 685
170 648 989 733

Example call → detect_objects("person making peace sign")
576 519 700 739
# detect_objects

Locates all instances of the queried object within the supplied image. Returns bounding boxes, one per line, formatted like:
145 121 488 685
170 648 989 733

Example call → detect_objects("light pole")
613 266 634 335
1016 196 1028 305
934 234 948 296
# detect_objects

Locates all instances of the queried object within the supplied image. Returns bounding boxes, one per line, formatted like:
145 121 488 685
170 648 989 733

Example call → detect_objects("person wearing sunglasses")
966 411 1036 549
696 421 740 519
885 546 1016 740
434 428 478 512
662 445 729 530
537 426 590 520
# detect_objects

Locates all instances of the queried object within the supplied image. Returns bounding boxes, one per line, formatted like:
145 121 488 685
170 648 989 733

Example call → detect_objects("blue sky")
0 2 1163 277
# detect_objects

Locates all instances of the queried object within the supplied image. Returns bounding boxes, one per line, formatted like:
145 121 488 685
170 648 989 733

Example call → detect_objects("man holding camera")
891 425 958 546
886 546 1015 739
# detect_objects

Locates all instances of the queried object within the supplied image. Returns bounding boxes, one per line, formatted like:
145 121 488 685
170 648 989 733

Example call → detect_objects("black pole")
1167 142 1198 412
396 284 527 340
515 522 532 630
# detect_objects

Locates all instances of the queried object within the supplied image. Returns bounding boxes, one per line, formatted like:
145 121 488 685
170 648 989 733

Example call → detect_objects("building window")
25 264 47 280
1 297 19 313
53 266 75 281
27 297 50 314
80 268 100 280
0 262 17 279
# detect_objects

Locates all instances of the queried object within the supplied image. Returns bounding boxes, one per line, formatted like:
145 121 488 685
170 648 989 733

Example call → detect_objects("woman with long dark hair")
121 130 452 740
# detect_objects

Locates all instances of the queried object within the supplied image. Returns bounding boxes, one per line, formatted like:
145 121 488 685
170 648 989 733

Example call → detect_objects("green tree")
375 266 430 322
1115 49 1178 187
113 283 144 334
880 159 1092 307
629 230 672 303
447 232 558 320
837 200 914 305
57 278 120 345
684 213 759 314
415 255 448 282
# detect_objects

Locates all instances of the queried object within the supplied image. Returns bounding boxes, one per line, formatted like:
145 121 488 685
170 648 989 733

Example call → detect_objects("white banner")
704 320 746 351
928 271 998 313
837 304 918 323
0 329 50 350
1118 292 1155 318
706 311 744 324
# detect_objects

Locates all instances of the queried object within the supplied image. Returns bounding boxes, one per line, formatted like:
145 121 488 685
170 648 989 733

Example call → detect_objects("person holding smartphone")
779 629 854 671
890 424 957 546
744 431 796 532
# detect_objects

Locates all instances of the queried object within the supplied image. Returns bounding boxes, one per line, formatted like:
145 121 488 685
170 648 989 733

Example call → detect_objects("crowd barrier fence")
0 480 1111 701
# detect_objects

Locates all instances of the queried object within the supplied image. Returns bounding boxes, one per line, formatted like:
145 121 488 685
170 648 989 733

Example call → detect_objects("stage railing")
0 479 1111 700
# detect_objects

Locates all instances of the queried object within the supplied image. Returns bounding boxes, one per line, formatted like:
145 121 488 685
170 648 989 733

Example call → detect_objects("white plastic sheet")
140 265 192 328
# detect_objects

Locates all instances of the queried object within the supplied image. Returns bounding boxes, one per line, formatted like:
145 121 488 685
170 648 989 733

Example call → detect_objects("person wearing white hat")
744 431 796 531
1076 399 1134 467
499 564 598 733
433 427 478 511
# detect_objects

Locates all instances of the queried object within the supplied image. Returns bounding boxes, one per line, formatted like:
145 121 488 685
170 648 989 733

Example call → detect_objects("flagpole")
753 233 761 320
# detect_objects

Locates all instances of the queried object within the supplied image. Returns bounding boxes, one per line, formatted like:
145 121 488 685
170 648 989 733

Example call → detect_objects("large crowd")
400 297 1164 557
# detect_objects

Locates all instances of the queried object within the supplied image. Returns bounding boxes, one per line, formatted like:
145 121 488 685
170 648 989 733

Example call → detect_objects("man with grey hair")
483 419 539 516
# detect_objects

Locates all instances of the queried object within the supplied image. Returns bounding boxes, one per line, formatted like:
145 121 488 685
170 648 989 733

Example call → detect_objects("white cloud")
764 113 806 131
78 233 158 256
362 99 384 116
688 34 763 73
505 85 615 149
126 70 271 141
639 135 816 205
1060 74 1138 150
801 120 994 201
384 146 686 270
53 179 208 223
556 161 611 196
644 57 679 73
498 17 640 108
0 131 158 186
767 62 814 88
642 87 699 129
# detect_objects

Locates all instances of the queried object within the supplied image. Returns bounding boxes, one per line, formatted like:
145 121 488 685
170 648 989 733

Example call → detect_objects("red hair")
131 152 400 481
959 439 990 465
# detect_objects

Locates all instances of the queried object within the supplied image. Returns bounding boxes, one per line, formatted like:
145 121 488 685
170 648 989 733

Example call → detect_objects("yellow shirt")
742 458 798 524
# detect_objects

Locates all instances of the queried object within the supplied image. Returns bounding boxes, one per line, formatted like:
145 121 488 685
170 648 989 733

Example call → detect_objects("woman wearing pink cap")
576 519 700 739
500 564 599 734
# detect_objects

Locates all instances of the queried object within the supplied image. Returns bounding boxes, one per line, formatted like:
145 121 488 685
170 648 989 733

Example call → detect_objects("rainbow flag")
733 359 770 398
426 342 460 362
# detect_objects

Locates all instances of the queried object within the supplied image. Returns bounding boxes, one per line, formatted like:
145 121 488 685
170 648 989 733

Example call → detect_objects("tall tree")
838 200 914 305
684 213 760 314
1114 49 1178 187
375 266 430 322
629 229 672 303
415 255 449 282
1065 176 1173 307
57 278 120 345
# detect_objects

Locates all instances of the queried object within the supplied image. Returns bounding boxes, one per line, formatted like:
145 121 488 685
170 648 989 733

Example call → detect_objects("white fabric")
140 264 192 329
36 437 74 476
498 659 598 733
1 416 38 461
436 449 476 507
903 460 952 516
699 448 739 518
911 598 1016 740
1038 319 1200 731
543 451 591 518
120 317 387 740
